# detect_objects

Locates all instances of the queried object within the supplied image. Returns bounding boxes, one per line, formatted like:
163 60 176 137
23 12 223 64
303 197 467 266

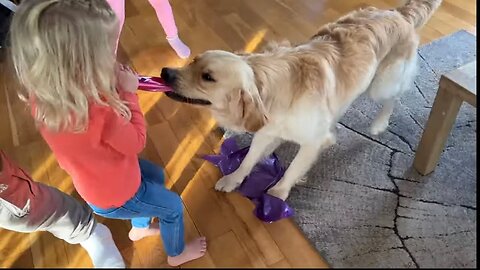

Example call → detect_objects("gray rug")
229 30 477 268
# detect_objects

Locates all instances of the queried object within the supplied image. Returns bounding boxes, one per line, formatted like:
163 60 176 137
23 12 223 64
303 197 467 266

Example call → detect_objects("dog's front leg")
268 134 336 200
215 132 281 192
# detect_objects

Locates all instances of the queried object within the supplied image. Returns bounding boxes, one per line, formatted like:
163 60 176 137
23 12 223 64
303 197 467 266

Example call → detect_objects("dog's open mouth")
164 91 211 106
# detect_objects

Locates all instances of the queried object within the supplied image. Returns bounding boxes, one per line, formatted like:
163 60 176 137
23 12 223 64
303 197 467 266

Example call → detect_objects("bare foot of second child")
128 222 161 241
167 237 207 266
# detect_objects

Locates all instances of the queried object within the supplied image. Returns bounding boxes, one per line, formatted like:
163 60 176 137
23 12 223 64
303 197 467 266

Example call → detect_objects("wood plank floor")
0 0 476 268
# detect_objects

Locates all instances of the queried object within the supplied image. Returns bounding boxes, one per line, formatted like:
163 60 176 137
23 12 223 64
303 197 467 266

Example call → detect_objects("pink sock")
106 0 125 53
147 0 191 59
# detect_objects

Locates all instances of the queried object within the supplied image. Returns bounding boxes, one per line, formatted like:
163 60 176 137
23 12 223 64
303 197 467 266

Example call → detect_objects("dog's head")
161 50 268 132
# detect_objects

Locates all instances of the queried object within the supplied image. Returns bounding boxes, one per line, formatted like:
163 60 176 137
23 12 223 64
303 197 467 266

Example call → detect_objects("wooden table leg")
413 85 463 175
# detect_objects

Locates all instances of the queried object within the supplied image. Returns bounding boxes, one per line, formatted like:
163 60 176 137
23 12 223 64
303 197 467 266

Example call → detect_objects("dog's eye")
201 72 215 82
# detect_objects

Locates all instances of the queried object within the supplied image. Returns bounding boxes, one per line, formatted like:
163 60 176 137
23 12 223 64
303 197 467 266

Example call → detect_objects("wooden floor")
0 0 476 268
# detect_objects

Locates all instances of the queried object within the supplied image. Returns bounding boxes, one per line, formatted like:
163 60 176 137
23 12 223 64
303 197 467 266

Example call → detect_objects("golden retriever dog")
161 0 442 200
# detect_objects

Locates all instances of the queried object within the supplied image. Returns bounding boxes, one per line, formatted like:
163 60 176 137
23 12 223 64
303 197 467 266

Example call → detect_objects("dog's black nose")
161 67 177 84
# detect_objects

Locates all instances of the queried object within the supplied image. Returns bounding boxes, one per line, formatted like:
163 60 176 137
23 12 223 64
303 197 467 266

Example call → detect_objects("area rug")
228 30 477 267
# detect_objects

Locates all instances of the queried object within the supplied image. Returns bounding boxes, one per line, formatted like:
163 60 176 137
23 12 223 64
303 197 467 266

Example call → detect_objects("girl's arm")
102 64 146 155
102 92 146 155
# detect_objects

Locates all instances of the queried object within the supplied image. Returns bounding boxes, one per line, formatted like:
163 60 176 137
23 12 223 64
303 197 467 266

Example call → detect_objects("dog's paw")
370 120 389 136
215 175 242 192
267 185 291 201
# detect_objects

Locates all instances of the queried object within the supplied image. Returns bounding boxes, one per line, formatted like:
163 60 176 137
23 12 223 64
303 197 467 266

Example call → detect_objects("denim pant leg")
133 159 185 256
89 159 185 256
130 159 170 228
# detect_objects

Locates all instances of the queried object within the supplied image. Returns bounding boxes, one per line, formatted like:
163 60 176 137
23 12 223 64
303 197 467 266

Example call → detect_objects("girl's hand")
115 63 139 93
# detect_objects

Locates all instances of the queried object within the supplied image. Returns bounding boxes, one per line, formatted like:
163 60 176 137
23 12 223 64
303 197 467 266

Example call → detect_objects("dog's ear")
228 89 266 132
221 58 268 132
240 70 269 132
225 85 267 132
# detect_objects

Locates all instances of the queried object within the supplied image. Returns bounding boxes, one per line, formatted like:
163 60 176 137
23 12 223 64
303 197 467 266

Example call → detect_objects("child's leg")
0 151 124 267
147 0 191 59
134 159 185 254
89 159 206 266
0 185 125 268
135 159 206 266
106 0 126 53
36 185 125 268
79 223 126 268
127 159 163 241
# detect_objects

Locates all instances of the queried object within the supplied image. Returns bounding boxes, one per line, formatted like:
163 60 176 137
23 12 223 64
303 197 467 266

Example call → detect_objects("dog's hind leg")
368 51 418 135
370 98 395 135
267 133 336 200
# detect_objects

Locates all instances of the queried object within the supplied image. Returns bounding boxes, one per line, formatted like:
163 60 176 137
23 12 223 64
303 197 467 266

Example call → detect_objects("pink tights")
107 0 191 59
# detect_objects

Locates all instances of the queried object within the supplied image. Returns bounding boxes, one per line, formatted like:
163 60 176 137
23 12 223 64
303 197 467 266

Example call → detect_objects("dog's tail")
396 0 443 28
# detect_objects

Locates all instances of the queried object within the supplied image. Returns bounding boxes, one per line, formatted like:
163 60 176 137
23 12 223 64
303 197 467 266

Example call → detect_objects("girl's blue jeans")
89 159 184 256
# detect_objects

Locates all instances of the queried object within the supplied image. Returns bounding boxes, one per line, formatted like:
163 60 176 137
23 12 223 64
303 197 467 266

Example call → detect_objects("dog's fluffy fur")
162 0 442 200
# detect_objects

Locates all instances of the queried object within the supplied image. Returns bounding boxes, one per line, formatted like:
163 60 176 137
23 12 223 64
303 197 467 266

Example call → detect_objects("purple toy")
203 137 294 223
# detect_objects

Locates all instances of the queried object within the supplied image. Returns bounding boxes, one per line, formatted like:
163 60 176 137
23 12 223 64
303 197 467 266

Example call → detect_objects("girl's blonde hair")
10 0 131 132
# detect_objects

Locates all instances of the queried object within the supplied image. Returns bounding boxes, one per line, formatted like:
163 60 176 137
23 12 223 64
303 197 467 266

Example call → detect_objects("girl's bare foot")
128 222 160 241
167 237 207 266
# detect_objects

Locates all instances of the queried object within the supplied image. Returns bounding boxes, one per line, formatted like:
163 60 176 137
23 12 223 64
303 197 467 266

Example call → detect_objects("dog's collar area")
164 91 212 105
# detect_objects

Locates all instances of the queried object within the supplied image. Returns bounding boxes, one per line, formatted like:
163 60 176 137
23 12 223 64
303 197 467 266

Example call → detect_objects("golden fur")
162 0 442 200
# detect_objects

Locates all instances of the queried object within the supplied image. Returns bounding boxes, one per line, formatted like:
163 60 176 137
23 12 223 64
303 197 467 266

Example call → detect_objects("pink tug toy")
137 76 172 92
